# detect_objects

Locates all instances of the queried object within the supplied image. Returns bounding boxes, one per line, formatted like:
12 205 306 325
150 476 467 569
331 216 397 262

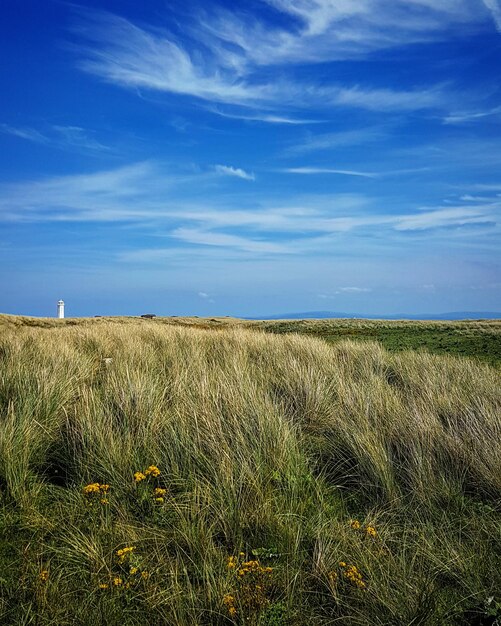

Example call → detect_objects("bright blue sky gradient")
1 0 500 317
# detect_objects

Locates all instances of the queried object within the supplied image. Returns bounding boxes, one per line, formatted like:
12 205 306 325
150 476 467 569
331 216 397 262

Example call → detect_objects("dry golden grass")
0 320 500 625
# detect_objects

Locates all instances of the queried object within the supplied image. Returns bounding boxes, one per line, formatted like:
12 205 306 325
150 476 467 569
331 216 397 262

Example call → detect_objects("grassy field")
0 315 500 625
256 318 501 367
2 314 500 365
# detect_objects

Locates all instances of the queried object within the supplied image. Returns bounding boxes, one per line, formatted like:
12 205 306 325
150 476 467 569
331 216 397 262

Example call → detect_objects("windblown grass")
0 320 500 625
2 313 500 365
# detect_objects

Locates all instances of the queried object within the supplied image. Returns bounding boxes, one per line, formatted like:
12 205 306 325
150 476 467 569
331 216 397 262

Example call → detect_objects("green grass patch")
259 319 501 366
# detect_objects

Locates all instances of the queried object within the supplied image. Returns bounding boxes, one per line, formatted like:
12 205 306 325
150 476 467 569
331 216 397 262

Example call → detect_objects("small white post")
57 300 65 319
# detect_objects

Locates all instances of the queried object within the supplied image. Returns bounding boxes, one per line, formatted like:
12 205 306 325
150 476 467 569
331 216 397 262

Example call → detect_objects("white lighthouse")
57 300 65 319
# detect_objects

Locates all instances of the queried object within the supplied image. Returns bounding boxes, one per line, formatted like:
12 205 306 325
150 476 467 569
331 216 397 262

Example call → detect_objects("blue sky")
1 0 500 317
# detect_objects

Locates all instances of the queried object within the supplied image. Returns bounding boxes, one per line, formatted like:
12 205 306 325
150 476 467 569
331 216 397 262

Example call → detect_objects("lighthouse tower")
57 300 65 319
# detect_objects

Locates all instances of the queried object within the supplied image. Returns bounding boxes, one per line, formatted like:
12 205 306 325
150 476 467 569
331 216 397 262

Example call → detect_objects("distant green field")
258 319 501 366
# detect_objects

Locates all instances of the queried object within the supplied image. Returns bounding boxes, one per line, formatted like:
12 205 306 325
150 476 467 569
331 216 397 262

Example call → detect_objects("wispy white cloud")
460 194 497 201
50 125 110 151
284 127 387 156
443 105 501 124
281 167 377 178
421 283 436 292
207 0 491 66
207 107 321 124
75 13 269 106
469 183 501 191
394 206 496 230
337 286 372 293
171 228 289 253
214 164 255 180
0 162 162 222
73 10 454 113
482 0 501 31
285 166 433 178
318 287 374 295
0 164 497 259
0 124 47 143
0 123 109 152
280 166 431 178
198 291 215 303
328 84 447 112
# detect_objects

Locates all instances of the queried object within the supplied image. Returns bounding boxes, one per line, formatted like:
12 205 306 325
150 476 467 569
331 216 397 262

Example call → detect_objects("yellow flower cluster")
98 546 150 591
349 519 378 538
153 487 167 503
134 466 167 507
237 560 273 577
365 525 377 538
39 570 49 582
339 562 366 589
225 557 273 615
99 570 148 590
83 483 110 505
223 593 237 617
134 465 161 483
83 483 100 494
83 482 110 494
116 546 135 564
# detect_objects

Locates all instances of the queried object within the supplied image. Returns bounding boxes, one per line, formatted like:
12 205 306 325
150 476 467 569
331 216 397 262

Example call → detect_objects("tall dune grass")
0 322 500 625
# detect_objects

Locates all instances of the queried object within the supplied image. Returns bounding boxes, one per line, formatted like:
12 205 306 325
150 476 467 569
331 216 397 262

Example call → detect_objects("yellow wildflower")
339 561 346 567
83 483 111 501
365 525 377 538
223 593 237 616
134 472 146 483
113 577 123 586
227 556 236 569
116 546 135 563
130 567 138 575
141 571 150 580
153 487 167 497
144 465 161 477
99 583 109 589
339 563 366 589
39 570 49 582
83 483 100 495
154 497 164 503
350 519 361 530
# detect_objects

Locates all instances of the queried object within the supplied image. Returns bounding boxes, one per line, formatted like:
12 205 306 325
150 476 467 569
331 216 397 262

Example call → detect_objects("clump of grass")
0 321 499 624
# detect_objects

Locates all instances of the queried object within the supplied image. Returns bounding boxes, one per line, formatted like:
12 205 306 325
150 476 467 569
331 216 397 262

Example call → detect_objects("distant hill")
252 311 501 321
